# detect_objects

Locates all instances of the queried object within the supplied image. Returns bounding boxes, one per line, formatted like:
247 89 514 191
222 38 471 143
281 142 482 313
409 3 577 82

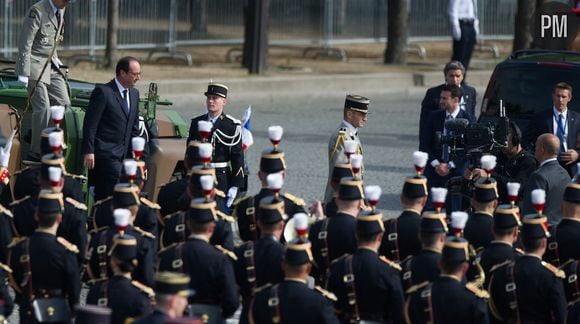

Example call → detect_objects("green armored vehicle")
0 60 188 201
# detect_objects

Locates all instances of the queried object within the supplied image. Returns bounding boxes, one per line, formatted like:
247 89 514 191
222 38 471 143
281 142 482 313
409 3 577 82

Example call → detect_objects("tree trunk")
104 0 119 68
512 0 535 51
384 0 408 64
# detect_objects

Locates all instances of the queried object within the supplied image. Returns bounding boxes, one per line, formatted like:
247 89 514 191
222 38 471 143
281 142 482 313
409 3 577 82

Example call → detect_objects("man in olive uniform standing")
187 83 244 208
16 0 71 161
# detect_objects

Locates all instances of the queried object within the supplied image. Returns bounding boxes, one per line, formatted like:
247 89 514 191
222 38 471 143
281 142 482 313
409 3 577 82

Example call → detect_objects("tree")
384 0 409 64
512 0 536 51
104 0 119 68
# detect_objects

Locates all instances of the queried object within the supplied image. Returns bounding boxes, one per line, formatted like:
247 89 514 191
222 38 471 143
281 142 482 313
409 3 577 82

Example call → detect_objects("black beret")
109 234 138 262
260 150 286 174
112 183 141 208
521 214 550 240
402 176 428 198
187 198 217 223
37 191 64 214
284 240 313 266
338 178 364 201
420 212 448 233
473 178 499 203
257 196 285 224
344 94 370 114
204 83 228 98
564 183 580 203
493 204 521 229
331 163 354 182
155 272 194 297
442 236 469 263
357 210 385 236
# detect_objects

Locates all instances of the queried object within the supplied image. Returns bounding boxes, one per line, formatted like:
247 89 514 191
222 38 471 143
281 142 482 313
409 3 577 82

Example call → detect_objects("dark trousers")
452 21 477 71
90 158 122 201
214 167 230 194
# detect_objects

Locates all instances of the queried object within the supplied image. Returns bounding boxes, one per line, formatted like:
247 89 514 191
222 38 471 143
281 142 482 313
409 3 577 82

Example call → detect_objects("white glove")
452 27 461 41
0 146 10 168
55 57 63 67
18 75 29 88
226 186 238 208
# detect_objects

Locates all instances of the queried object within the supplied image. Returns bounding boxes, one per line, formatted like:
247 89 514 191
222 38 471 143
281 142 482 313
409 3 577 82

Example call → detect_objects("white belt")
210 162 228 168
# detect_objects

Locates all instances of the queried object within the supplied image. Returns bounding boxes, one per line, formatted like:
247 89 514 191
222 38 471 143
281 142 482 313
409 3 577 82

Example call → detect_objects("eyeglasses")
127 71 141 77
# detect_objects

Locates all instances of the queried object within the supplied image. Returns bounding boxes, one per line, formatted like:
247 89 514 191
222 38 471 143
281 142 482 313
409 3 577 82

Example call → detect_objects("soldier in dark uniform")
0 199 13 265
405 236 490 324
187 83 244 207
234 196 285 324
157 198 239 321
400 212 448 294
327 206 405 323
249 238 339 324
233 144 306 242
0 261 13 319
160 166 234 250
11 153 87 266
380 175 428 262
7 191 80 324
323 163 354 218
478 204 522 288
134 272 194 324
488 214 567 323
309 178 364 284
560 259 580 323
554 182 580 264
86 187 156 287
86 234 153 324
464 178 499 251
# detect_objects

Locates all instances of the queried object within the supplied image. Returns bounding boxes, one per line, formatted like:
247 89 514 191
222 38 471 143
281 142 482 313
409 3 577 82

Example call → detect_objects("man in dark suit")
523 82 580 176
419 61 477 143
420 84 475 211
82 56 141 200
523 134 570 225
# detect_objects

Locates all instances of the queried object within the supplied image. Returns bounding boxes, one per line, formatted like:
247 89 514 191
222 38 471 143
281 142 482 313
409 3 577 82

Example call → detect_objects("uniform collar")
337 210 358 218
48 0 58 14
358 246 378 254
188 234 209 243
490 240 512 247
440 274 461 282
284 277 308 284
342 120 357 135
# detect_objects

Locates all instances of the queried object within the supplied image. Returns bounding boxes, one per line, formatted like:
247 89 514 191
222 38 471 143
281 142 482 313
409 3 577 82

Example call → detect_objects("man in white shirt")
448 0 479 72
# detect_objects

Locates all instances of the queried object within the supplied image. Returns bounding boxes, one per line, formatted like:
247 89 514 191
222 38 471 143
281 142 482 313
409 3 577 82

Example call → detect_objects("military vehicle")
0 60 188 202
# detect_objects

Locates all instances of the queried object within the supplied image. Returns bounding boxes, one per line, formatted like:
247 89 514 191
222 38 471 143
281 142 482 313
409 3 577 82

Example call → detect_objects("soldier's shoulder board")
541 261 565 278
0 204 13 218
0 262 12 274
133 226 156 240
216 211 235 223
489 260 511 274
214 245 238 261
314 286 338 301
224 114 241 125
233 195 251 207
93 197 112 207
405 281 430 294
214 189 226 198
140 197 161 209
282 192 305 206
131 280 155 298
9 195 31 207
57 237 79 254
65 197 87 211
253 283 272 294
465 282 490 299
515 248 524 255
8 237 27 249
380 255 402 271
338 127 347 134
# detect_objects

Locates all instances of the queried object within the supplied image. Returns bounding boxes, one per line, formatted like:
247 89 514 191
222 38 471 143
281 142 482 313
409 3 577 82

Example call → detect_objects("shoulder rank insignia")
282 192 305 206
0 263 12 274
542 261 565 278
380 255 402 271
405 281 429 294
7 237 27 249
216 211 235 223
465 282 490 299
65 197 87 210
215 245 238 261
489 260 511 274
131 280 155 298
57 237 79 254
140 197 161 210
9 195 31 207
134 226 156 240
0 204 13 218
315 286 338 301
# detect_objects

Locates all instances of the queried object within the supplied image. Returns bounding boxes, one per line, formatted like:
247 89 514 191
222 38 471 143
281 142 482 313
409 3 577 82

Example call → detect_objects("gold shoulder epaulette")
214 189 226 198
315 286 338 301
133 226 156 240
12 167 30 177
217 211 235 223
405 281 429 294
489 260 511 274
330 254 349 265
233 195 251 207
542 261 565 278
515 248 524 255
0 262 12 274
9 195 31 207
93 197 112 207
225 114 241 125
0 204 13 218
65 197 87 211
140 197 161 210
7 237 27 248
252 283 272 294
380 255 402 271
465 282 490 299
215 245 238 261
282 192 305 206
57 237 79 254
131 280 155 298
67 173 87 181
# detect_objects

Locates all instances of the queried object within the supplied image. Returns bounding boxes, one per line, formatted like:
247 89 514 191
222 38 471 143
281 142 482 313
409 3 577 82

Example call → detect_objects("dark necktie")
122 89 129 113
442 114 452 161
556 113 565 152
55 10 61 28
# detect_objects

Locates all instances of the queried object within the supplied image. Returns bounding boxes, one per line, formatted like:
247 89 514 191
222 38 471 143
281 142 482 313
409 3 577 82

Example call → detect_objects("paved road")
166 87 484 217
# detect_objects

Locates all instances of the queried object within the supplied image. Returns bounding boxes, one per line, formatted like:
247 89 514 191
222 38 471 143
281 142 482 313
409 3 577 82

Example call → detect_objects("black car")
480 49 580 131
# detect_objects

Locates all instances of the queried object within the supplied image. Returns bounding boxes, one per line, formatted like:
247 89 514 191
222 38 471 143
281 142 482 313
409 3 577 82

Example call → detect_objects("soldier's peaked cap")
257 195 285 224
473 178 499 203
204 83 228 98
564 182 580 203
260 149 286 174
357 210 385 235
37 190 64 214
187 198 217 223
493 204 521 229
345 94 370 114
284 240 313 266
402 176 428 198
331 163 354 182
109 234 138 262
338 177 364 201
113 183 141 207
420 212 448 233
155 272 194 297
442 236 469 263
521 214 550 240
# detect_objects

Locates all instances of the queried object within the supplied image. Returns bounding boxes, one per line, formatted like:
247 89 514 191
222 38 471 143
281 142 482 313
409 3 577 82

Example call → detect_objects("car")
0 59 188 202
479 49 580 132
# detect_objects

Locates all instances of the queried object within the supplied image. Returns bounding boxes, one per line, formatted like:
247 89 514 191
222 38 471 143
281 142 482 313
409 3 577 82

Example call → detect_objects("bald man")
523 134 570 225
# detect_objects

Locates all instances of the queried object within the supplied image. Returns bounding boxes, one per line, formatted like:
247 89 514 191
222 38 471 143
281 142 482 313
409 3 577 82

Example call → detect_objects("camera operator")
464 122 537 203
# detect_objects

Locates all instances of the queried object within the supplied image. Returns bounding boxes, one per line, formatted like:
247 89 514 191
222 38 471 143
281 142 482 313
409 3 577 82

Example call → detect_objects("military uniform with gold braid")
326 203 405 323
404 236 489 324
324 95 369 203
488 214 566 323
7 191 80 323
85 184 156 287
464 178 499 251
552 182 580 265
86 233 153 324
187 83 244 194
157 198 239 320
249 237 339 324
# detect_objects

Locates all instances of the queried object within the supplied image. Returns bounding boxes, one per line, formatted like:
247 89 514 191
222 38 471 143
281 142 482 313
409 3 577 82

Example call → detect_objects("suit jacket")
325 120 362 202
16 0 65 84
522 159 570 225
419 83 477 143
523 108 580 154
82 80 140 160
